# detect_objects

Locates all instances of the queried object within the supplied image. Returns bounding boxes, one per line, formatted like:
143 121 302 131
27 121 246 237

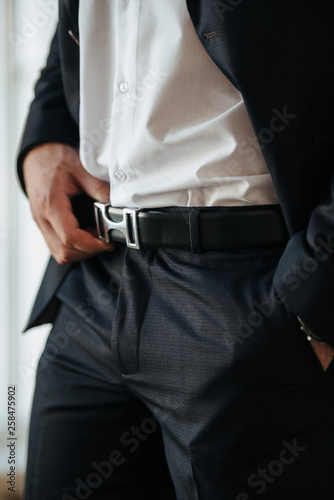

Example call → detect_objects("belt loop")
189 208 202 253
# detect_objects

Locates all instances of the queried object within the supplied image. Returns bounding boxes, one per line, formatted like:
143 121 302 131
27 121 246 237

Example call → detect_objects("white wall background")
0 0 58 489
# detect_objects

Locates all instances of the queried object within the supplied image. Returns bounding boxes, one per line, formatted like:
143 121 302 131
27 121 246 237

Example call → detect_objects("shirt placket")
110 0 140 201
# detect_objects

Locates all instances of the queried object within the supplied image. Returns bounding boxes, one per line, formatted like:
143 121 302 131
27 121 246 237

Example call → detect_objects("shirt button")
119 81 129 94
114 168 128 181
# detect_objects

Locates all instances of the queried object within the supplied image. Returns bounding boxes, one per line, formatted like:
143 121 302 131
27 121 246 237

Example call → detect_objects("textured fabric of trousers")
24 242 334 500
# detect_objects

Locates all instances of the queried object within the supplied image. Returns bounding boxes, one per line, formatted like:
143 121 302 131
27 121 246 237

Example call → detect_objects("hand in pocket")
309 340 334 371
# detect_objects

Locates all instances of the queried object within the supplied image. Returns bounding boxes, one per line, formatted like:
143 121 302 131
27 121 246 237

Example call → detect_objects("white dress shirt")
79 0 279 208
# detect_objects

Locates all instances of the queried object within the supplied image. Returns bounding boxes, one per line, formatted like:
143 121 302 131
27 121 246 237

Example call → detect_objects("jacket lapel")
63 0 79 37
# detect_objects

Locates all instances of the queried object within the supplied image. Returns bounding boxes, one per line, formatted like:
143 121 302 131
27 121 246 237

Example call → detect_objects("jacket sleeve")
16 25 79 194
273 144 334 346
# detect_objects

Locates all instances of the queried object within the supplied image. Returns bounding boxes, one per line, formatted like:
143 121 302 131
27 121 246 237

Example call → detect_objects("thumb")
76 169 110 203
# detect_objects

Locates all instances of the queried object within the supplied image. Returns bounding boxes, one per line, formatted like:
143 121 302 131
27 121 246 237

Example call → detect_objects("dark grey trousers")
24 242 334 499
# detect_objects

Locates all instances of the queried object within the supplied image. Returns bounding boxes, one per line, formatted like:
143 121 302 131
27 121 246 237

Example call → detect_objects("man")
18 1 334 498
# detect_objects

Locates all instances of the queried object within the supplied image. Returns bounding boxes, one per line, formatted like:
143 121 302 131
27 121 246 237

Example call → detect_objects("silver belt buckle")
94 203 140 249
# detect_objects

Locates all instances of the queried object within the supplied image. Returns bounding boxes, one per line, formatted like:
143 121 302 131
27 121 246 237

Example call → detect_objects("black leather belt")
94 202 289 251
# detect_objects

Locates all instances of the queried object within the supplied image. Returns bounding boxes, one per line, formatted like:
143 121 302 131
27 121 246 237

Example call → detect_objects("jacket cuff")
273 230 334 347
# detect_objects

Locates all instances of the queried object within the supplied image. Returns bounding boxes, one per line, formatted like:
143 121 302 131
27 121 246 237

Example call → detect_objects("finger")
46 191 114 254
39 218 114 264
71 167 111 203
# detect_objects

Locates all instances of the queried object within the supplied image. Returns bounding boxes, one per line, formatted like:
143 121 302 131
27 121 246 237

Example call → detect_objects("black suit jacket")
18 0 334 344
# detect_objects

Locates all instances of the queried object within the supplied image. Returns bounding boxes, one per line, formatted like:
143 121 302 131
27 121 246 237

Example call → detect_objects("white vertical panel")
0 0 22 482
0 0 58 479
14 0 56 434
0 2 12 456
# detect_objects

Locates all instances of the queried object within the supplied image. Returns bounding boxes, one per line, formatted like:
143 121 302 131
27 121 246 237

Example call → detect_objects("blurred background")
0 1 57 497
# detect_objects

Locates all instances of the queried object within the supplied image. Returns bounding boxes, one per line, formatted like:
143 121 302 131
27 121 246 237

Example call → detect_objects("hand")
309 340 334 371
23 142 114 264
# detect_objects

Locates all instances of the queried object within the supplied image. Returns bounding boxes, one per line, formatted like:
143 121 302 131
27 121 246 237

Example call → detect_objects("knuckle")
33 193 50 219
35 192 48 209
54 160 65 173
54 249 71 265
59 232 74 248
